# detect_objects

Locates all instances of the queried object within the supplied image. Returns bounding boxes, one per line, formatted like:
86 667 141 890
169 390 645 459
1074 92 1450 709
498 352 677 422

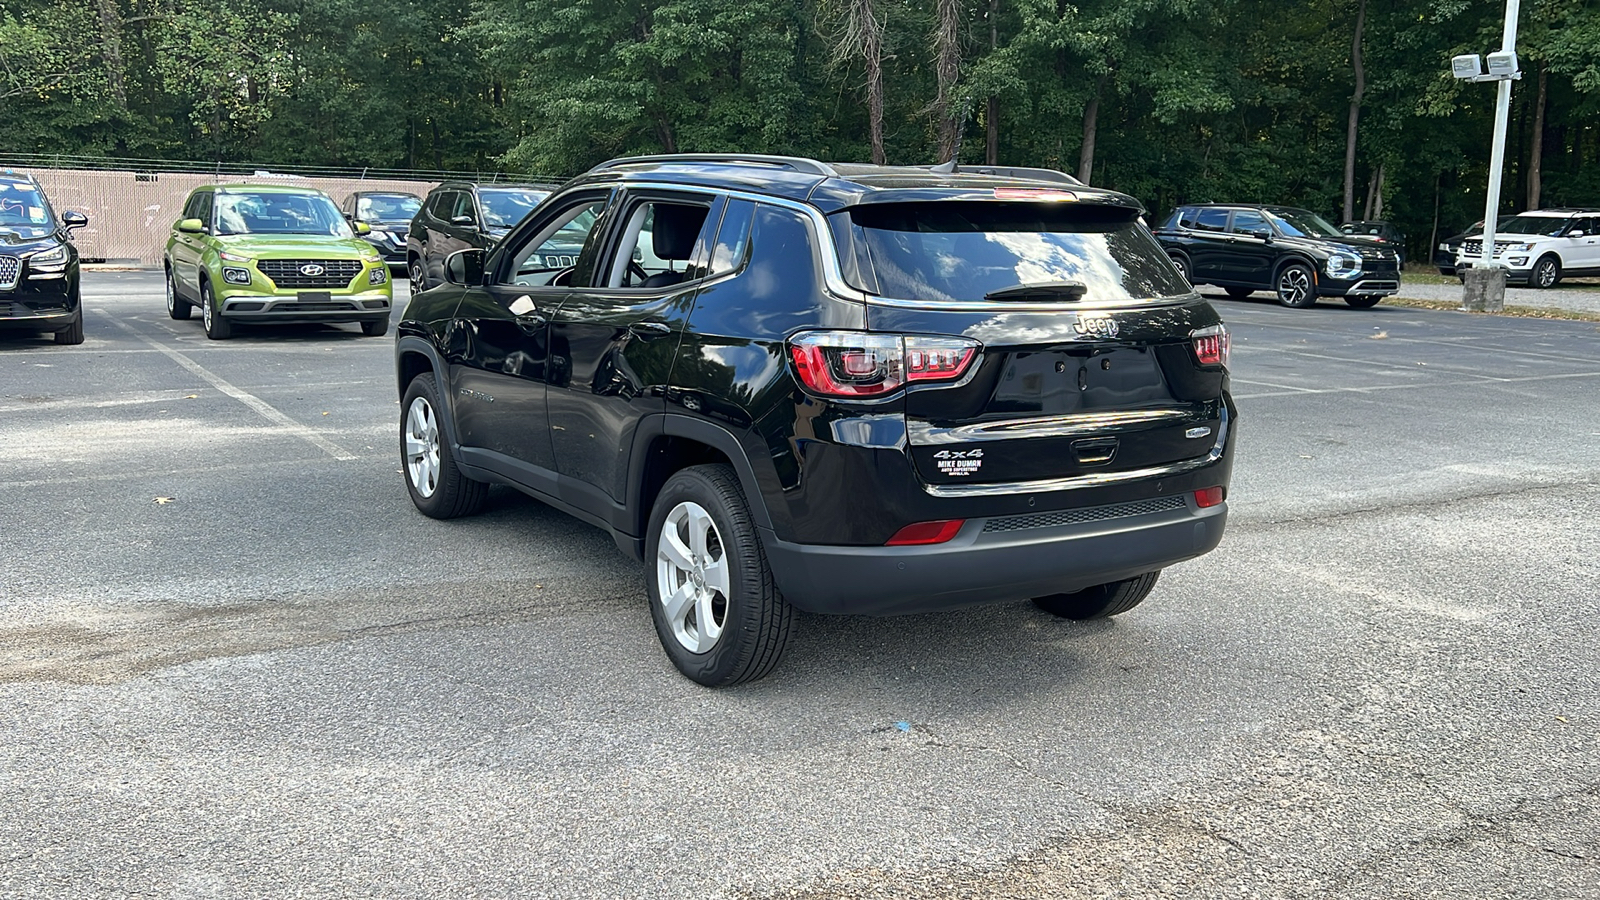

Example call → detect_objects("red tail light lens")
885 519 966 546
789 331 979 398
1194 486 1226 508
1191 324 1230 368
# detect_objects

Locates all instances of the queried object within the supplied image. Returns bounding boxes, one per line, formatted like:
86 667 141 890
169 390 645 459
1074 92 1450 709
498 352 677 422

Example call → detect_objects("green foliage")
2 0 1598 261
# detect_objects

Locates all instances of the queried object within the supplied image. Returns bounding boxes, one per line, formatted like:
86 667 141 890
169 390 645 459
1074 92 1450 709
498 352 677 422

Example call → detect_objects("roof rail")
590 154 838 177
921 164 1083 186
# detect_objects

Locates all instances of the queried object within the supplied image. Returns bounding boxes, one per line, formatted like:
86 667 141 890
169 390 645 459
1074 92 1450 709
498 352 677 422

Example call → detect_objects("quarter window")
710 200 755 277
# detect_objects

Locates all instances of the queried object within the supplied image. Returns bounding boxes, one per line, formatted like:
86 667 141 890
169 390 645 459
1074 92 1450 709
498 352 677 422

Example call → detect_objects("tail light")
885 519 966 546
1190 324 1230 368
789 331 980 398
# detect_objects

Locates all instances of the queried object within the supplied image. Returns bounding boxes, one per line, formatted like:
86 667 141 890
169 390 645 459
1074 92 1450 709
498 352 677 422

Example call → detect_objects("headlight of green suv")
222 266 253 285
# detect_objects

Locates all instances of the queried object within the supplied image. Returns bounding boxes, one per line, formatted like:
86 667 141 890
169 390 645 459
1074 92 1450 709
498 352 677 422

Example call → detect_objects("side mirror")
355 221 372 235
177 218 205 234
1251 228 1272 241
445 249 486 285
450 215 476 227
1569 230 1587 238
61 210 88 231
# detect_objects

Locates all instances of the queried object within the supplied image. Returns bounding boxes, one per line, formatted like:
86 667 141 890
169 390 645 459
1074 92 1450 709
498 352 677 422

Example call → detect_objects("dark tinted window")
711 199 755 276
1192 208 1229 232
479 189 548 229
1229 210 1269 234
427 191 457 219
850 202 1189 303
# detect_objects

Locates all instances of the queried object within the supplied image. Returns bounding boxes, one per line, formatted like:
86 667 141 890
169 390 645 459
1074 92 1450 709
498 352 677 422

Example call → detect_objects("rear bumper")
762 499 1227 615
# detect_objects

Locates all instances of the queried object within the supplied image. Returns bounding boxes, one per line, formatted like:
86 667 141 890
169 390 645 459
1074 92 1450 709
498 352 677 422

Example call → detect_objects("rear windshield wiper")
983 281 1088 302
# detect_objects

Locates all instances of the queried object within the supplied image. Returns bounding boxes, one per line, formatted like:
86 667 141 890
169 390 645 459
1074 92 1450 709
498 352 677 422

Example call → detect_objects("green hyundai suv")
164 184 393 339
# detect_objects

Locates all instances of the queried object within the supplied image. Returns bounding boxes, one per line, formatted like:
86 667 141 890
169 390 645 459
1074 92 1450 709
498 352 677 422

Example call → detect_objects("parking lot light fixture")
1454 0 1522 312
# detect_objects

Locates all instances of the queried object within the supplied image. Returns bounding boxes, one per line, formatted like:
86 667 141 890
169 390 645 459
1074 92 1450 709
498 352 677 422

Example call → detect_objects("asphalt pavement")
2 273 1597 898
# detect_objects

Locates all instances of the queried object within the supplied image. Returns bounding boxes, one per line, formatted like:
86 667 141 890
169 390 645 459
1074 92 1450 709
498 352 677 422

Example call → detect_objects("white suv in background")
1455 209 1600 288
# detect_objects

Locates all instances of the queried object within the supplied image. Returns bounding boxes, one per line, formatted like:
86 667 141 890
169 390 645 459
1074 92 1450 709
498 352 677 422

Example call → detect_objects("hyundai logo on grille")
299 263 326 277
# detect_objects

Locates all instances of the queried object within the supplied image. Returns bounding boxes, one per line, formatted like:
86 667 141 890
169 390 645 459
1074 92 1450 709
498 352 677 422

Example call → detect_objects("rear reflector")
1191 324 1230 368
885 520 966 546
1194 486 1226 508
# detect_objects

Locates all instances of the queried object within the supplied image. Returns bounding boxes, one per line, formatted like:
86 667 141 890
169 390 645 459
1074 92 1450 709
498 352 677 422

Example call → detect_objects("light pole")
1452 0 1523 312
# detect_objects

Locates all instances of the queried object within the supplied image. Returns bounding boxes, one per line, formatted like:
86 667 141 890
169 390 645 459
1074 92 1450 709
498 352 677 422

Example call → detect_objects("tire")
200 279 231 340
1224 286 1255 299
1168 254 1191 284
1033 571 1161 621
1532 254 1562 289
54 309 84 345
1275 262 1317 308
165 266 191 320
409 258 428 295
361 317 389 337
646 464 793 687
1344 294 1382 309
400 372 488 519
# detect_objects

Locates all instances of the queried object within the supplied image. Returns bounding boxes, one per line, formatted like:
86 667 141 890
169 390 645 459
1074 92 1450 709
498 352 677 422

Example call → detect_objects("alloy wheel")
655 501 730 654
404 396 441 498
410 262 428 295
165 272 175 314
1277 267 1312 306
1536 259 1558 288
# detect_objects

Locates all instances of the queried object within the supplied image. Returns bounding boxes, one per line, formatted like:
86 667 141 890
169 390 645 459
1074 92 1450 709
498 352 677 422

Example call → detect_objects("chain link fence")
2 157 557 267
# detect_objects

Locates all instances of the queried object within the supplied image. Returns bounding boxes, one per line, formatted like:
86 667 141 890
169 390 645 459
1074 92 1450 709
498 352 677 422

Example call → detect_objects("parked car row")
1452 208 1600 288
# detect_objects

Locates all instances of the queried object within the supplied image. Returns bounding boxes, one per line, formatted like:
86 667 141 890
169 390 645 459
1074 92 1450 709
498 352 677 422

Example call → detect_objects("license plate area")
297 291 332 303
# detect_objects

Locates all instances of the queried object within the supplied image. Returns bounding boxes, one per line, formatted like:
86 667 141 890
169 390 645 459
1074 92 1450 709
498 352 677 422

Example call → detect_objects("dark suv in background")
395 155 1235 685
406 181 554 293
342 191 422 268
0 172 89 345
1155 204 1400 308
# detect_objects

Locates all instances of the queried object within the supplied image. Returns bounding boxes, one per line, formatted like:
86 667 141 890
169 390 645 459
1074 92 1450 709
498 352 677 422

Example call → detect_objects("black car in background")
406 181 554 292
1433 221 1483 276
1154 204 1401 308
1340 220 1406 267
342 191 422 268
395 154 1235 685
0 172 89 344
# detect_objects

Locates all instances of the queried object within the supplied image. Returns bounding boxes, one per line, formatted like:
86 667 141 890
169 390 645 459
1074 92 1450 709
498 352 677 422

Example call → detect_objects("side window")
427 191 455 220
1568 217 1595 236
1175 207 1200 230
502 197 611 287
194 192 213 231
1229 210 1268 235
708 200 755 277
1193 208 1229 232
452 192 478 224
603 198 714 289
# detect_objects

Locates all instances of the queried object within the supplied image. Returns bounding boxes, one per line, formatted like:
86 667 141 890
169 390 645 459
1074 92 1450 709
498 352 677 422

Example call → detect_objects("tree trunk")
1078 75 1106 185
1428 171 1441 259
1366 164 1384 220
986 0 999 165
1528 64 1547 209
96 0 127 111
1342 0 1367 224
865 5 885 164
933 0 961 162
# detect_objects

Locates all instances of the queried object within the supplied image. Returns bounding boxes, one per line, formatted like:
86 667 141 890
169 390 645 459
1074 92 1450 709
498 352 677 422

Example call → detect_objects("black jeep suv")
1155 204 1400 308
0 172 89 344
396 155 1236 685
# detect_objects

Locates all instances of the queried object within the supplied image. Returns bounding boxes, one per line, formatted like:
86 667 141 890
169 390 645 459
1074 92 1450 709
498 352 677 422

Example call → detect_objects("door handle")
628 321 671 340
515 314 547 333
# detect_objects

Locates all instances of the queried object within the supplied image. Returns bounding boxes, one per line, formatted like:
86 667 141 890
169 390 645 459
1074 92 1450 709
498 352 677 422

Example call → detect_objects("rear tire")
409 258 428 295
1033 571 1161 621
1224 286 1255 299
646 464 793 687
401 372 487 519
1344 294 1382 309
361 317 389 337
201 280 231 340
1168 254 1191 284
165 266 191 320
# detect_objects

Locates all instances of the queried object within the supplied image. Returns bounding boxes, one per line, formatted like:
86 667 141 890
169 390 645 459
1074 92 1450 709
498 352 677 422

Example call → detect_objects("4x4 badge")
1073 316 1119 338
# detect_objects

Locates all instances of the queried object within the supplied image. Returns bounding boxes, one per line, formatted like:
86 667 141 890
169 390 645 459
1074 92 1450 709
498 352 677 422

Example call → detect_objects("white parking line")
1232 369 1600 400
105 318 357 461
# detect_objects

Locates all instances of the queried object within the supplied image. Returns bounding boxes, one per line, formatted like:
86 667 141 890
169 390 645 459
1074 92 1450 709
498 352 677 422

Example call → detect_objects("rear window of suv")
846 202 1188 303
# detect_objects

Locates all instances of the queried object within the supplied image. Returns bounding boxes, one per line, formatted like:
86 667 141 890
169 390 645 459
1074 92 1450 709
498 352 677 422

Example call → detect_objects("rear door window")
848 202 1189 303
1192 208 1229 232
